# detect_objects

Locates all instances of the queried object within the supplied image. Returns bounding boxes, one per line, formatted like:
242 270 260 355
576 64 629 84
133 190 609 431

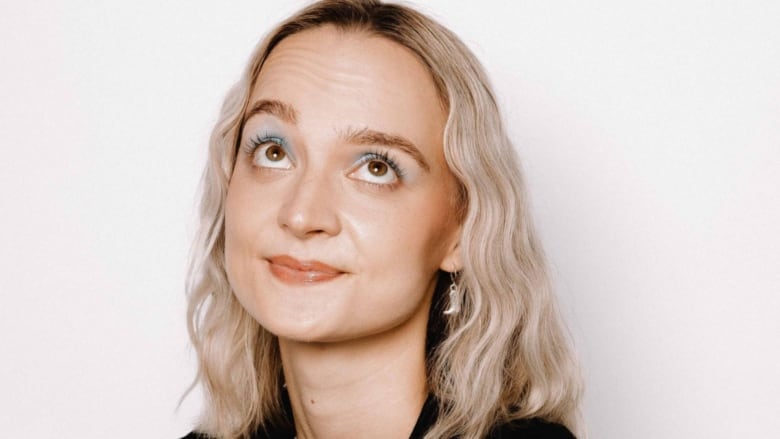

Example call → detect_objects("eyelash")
241 135 406 186
244 133 287 154
357 149 406 180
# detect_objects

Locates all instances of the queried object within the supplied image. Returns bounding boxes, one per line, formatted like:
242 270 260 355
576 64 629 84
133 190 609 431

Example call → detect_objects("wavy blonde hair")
185 1 584 438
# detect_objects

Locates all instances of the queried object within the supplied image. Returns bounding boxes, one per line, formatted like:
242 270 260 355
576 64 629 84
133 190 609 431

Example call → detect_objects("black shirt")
181 394 575 438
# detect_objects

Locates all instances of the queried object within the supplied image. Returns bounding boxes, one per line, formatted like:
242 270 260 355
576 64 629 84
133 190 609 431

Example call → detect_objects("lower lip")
268 261 343 285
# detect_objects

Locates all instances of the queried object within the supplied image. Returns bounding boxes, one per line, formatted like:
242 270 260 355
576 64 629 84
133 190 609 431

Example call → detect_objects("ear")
439 225 463 273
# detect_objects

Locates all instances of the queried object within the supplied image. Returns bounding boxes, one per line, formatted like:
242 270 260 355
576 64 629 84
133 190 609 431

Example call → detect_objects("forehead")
248 26 446 154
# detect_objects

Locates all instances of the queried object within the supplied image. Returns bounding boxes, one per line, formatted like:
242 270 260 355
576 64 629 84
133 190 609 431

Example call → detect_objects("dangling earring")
443 271 461 315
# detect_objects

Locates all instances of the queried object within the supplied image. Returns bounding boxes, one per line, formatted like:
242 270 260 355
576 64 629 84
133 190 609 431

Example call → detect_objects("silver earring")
443 271 460 315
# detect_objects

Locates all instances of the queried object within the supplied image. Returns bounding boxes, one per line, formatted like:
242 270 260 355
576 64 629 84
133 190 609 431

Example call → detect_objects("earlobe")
439 230 463 273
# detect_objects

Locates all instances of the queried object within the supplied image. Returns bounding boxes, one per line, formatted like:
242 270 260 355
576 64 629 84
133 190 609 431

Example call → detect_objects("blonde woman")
183 1 583 438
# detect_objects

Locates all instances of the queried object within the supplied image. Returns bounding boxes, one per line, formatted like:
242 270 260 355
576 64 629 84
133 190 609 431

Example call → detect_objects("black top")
182 394 575 439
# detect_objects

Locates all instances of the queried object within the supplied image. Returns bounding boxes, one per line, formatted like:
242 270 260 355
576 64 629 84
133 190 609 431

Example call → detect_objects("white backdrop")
1 1 778 438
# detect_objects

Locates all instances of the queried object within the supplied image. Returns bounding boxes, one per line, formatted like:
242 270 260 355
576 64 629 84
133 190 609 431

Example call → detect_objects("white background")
1 1 778 438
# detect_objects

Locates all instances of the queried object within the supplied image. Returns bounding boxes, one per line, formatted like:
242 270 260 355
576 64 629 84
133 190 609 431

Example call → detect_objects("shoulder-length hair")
185 1 584 438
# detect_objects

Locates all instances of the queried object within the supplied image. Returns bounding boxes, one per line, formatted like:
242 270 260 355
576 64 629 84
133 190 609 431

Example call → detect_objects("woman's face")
225 26 461 343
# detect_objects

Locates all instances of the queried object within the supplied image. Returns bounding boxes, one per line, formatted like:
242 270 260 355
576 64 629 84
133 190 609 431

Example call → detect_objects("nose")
277 168 341 239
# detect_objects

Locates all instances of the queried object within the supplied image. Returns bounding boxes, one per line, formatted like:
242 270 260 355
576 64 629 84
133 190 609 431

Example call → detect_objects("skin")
224 26 461 439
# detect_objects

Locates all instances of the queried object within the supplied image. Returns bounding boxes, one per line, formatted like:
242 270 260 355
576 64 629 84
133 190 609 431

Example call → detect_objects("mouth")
266 255 346 284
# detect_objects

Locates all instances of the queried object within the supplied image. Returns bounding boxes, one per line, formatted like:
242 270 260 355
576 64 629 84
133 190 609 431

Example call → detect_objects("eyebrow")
244 99 299 124
243 99 431 172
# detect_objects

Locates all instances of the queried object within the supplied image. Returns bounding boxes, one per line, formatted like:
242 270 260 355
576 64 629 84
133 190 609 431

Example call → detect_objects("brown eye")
265 145 286 161
252 143 292 169
347 154 399 186
368 160 388 177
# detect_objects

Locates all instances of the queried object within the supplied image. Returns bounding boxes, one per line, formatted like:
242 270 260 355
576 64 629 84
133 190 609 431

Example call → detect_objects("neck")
278 299 432 439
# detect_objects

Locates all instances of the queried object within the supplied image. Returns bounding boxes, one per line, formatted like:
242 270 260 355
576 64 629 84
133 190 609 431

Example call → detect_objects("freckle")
310 399 315 404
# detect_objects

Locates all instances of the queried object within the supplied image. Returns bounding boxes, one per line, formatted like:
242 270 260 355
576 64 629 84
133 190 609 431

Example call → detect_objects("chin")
257 313 341 343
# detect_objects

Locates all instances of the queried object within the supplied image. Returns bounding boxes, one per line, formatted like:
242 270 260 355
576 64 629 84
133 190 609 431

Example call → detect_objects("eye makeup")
243 131 290 155
238 128 296 172
239 127 412 190
355 149 406 180
344 148 409 191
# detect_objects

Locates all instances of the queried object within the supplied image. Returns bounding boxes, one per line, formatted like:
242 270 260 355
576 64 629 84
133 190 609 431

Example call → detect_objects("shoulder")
487 418 576 439
179 426 294 439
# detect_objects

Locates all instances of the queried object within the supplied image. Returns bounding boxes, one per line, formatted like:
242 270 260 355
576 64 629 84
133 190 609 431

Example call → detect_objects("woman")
183 1 583 438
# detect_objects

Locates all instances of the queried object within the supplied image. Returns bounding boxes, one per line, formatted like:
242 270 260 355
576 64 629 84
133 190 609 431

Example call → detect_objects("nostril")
276 187 341 238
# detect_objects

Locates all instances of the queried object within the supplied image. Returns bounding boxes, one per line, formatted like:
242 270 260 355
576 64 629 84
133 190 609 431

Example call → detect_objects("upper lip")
267 255 345 274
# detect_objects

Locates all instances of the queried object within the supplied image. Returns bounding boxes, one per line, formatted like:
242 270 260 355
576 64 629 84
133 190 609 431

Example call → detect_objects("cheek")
223 181 245 289
223 174 278 323
225 167 276 240
225 178 249 250
346 188 455 274
224 173 265 282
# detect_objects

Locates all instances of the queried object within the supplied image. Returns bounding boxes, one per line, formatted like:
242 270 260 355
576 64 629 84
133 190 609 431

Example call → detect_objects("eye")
367 160 389 177
252 142 293 170
348 153 403 186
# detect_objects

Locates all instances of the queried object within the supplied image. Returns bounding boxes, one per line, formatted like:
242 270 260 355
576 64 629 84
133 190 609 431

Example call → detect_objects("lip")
266 255 345 284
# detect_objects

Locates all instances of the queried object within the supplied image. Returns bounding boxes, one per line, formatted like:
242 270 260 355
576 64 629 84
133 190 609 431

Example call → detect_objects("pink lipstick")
267 255 344 284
